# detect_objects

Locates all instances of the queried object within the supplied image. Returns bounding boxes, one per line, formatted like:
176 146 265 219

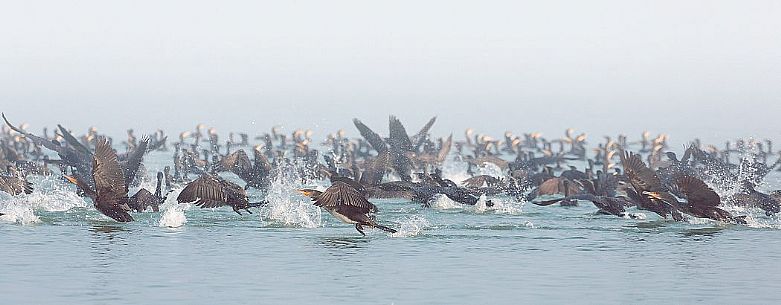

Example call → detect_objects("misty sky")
1 1 780 146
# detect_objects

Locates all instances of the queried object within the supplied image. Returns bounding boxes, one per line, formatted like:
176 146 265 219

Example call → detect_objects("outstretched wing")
92 137 131 220
411 116 437 151
436 134 453 163
219 149 252 173
0 176 34 195
314 181 375 213
674 175 721 207
388 115 412 152
353 118 387 153
122 136 149 186
620 150 663 193
359 150 388 187
177 173 245 208
93 137 128 197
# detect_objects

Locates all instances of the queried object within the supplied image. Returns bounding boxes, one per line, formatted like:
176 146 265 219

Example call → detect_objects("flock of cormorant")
1 113 779 235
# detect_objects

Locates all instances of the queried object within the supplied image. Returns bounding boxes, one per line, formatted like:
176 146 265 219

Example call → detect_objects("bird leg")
245 208 252 214
354 224 366 236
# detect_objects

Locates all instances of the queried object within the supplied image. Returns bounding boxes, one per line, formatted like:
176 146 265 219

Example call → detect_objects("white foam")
391 215 430 237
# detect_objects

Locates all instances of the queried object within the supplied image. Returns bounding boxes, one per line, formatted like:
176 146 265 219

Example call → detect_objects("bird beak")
642 191 664 200
63 175 78 185
298 189 311 196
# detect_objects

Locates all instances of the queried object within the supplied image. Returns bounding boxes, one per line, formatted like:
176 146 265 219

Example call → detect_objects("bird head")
298 189 322 199
63 175 79 185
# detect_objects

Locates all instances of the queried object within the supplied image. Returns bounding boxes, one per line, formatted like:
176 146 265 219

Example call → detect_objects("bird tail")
372 223 397 233
247 201 268 208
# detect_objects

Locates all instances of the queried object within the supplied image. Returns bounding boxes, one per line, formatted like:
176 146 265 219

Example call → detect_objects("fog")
2 0 780 146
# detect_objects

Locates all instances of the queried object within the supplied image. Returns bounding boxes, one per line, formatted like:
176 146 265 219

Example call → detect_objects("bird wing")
674 175 721 207
353 118 387 153
388 115 412 152
253 150 273 174
359 150 389 187
0 176 33 195
411 116 437 151
93 137 128 198
620 150 662 193
314 181 375 212
2 113 70 156
121 136 149 186
92 137 131 217
436 134 453 163
177 174 245 208
147 136 168 151
57 124 92 157
128 188 156 211
462 175 500 188
537 178 562 195
219 149 252 173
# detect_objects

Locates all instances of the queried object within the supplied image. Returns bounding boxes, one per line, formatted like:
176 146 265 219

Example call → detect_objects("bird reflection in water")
89 223 130 259
89 224 127 235
321 237 369 249
682 227 725 239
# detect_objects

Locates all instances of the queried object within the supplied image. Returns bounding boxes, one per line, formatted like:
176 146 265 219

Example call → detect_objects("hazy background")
2 0 779 146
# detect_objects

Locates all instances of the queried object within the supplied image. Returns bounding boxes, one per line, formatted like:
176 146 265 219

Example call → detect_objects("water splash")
708 139 767 197
391 215 430 237
474 194 489 213
0 196 40 225
158 189 188 228
429 194 462 210
724 206 781 229
477 163 504 177
0 176 88 224
440 157 470 185
486 197 525 215
259 161 322 228
621 212 647 220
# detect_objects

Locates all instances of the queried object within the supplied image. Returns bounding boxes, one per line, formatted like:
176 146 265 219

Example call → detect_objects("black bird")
128 172 170 212
4 114 93 186
662 175 746 224
620 150 684 221
215 146 272 190
64 137 133 222
532 171 631 216
176 173 267 215
299 180 397 236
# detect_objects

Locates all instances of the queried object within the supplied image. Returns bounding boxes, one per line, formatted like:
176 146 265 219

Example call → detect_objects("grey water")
2 151 781 304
